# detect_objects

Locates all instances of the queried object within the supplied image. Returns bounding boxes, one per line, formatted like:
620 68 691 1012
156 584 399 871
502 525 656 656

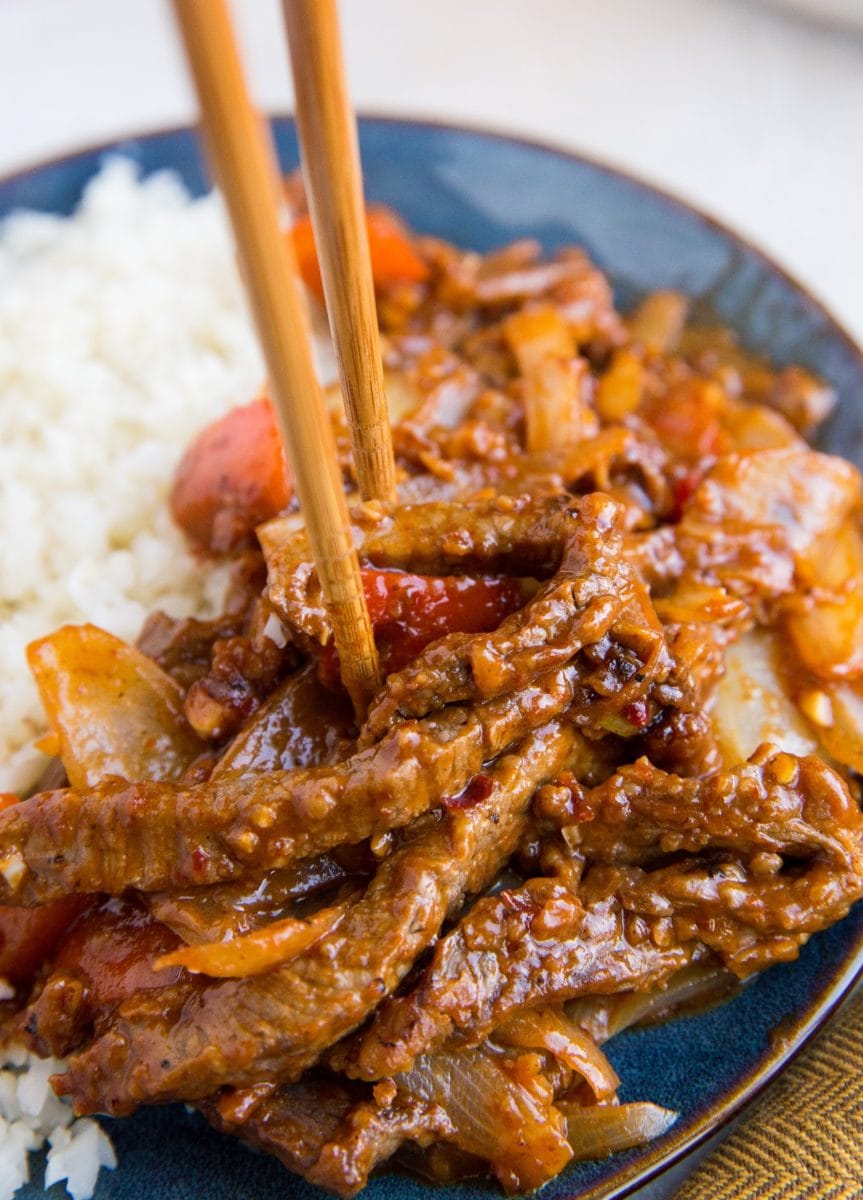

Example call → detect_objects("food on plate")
1 162 862 1200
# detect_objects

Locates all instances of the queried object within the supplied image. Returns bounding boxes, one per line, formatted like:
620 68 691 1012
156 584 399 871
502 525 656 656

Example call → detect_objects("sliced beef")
338 750 863 1078
55 722 581 1115
262 492 672 743
208 1040 573 1197
21 970 91 1058
0 668 580 905
356 493 665 739
632 620 727 777
205 1080 451 1200
554 745 863 867
136 549 267 690
596 851 863 977
336 877 690 1081
22 898 182 1058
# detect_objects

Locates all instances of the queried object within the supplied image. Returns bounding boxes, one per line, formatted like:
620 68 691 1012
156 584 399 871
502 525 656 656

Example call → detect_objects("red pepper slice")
0 895 92 985
291 208 429 303
53 900 182 1005
318 568 527 688
170 397 292 553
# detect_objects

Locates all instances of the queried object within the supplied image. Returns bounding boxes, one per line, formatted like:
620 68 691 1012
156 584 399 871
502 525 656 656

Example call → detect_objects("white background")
0 0 861 341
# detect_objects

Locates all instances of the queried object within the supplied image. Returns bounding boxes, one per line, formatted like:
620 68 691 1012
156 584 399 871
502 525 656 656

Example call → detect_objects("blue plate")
4 117 863 1200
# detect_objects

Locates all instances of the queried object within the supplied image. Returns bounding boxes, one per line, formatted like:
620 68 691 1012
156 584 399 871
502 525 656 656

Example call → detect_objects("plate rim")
2 111 862 376
2 113 862 1200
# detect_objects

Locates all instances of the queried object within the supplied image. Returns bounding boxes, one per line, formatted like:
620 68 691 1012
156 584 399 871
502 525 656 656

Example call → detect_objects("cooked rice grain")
0 159 265 792
0 157 340 1197
0 1046 115 1200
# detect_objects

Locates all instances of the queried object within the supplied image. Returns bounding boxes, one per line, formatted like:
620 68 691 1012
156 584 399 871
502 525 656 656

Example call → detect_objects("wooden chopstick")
281 0 397 505
171 0 380 715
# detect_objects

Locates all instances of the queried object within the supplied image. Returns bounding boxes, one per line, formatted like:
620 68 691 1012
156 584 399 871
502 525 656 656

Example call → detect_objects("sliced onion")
652 582 748 627
568 964 739 1045
494 1006 619 1100
559 1101 677 1161
817 680 863 774
386 370 429 425
787 592 863 680
153 901 346 977
713 630 818 766
627 291 689 354
795 516 863 591
398 1045 572 1192
325 370 420 425
213 665 355 780
504 306 596 451
719 398 801 451
27 623 202 788
149 856 348 945
596 349 646 421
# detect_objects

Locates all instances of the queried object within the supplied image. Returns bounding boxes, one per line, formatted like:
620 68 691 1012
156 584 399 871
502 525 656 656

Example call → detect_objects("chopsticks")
281 0 397 505
171 0 381 716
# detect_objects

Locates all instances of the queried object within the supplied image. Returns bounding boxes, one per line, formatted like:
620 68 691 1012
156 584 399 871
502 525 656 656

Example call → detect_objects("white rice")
0 157 267 793
0 1045 115 1200
0 159 339 1195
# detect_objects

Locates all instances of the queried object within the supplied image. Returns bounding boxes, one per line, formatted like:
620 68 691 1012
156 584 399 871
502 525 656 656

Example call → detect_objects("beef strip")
555 745 863 867
262 492 670 741
621 545 757 778
398 416 671 532
136 549 267 690
261 493 601 640
338 749 863 1079
21 971 90 1058
633 622 724 777
211 1040 575 1197
356 496 669 742
545 427 671 520
0 667 580 906
599 846 863 976
335 876 692 1081
208 1039 574 1197
55 721 581 1115
204 1080 452 1200
390 423 671 526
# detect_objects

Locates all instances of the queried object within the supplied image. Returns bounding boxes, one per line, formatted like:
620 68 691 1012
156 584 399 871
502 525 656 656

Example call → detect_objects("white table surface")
0 0 861 344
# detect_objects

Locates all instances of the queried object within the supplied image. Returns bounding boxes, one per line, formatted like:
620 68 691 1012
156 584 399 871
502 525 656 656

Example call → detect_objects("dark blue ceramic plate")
4 118 863 1200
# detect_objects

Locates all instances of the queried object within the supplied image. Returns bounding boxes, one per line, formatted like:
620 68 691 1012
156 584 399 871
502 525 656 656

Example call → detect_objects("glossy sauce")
54 899 182 1005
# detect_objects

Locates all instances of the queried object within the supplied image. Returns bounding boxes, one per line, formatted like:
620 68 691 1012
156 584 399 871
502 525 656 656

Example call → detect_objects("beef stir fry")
1 199 862 1197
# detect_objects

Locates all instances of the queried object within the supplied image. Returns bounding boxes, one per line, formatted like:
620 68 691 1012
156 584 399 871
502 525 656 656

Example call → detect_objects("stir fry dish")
2 196 862 1197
